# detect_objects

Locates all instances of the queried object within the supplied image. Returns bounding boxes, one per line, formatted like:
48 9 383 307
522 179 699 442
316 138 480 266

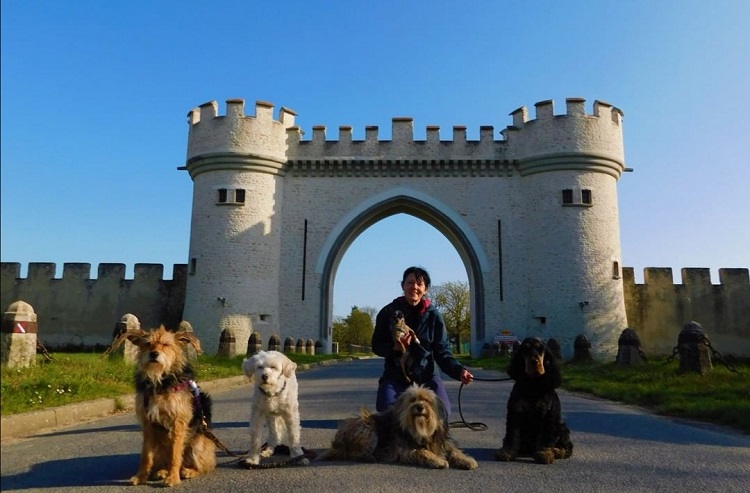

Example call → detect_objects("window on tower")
562 188 593 207
216 188 246 205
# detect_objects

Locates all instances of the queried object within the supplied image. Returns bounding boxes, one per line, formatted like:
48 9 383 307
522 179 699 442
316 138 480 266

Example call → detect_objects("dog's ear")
241 355 258 381
281 355 297 377
543 349 563 388
507 346 525 381
175 331 203 355
124 329 149 348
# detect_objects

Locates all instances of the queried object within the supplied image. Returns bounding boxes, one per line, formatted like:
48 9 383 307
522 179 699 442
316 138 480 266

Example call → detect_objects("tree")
430 281 471 344
332 306 375 349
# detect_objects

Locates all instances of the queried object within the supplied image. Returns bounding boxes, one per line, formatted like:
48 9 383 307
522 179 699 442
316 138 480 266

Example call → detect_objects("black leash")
449 375 512 431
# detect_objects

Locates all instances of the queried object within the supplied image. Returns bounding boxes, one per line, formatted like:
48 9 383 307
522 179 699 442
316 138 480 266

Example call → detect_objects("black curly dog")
495 337 573 464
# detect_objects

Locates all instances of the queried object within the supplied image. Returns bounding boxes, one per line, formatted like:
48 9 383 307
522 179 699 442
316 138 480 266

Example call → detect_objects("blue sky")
2 1 748 318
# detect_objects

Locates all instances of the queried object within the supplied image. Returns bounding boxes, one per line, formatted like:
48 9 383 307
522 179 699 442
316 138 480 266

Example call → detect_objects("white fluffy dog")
240 350 308 466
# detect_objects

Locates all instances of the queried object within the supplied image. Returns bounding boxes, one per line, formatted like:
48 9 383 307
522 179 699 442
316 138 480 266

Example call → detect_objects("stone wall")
623 267 750 356
2 261 747 357
0 262 186 349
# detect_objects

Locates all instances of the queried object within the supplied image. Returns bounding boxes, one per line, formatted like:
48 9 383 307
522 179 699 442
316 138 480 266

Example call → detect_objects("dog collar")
258 380 287 398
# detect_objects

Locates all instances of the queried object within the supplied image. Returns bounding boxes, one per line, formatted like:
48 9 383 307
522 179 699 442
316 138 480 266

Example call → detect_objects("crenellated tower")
503 98 627 355
182 100 297 354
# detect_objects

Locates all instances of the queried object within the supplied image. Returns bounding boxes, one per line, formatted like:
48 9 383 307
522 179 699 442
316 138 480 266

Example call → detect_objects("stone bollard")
678 321 712 374
268 334 281 352
179 320 198 363
480 342 494 359
1 301 38 368
107 313 141 364
314 340 323 355
284 336 296 354
616 328 645 366
498 342 511 358
492 341 501 357
295 338 305 354
573 334 593 362
547 338 562 361
217 328 236 357
331 341 339 354
246 331 262 357
306 339 315 355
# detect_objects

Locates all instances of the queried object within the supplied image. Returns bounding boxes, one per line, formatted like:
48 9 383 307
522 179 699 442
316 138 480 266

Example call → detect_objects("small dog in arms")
390 309 420 382
320 384 477 470
125 326 216 486
240 350 309 467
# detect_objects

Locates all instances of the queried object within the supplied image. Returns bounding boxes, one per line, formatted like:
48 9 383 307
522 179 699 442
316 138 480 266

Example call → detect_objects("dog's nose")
149 351 159 361
262 374 269 381
415 404 424 413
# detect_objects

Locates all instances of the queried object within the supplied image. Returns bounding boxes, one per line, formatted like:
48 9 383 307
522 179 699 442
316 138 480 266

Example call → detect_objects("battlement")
508 98 623 129
0 262 187 282
622 267 750 288
184 98 627 177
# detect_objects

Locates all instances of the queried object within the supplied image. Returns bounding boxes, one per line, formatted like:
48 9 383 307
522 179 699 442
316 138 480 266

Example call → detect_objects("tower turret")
504 98 627 357
183 99 296 354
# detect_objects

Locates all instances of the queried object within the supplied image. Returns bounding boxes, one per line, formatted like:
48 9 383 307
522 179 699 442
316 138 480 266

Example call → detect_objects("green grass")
0 351 353 416
458 355 750 434
4 352 749 435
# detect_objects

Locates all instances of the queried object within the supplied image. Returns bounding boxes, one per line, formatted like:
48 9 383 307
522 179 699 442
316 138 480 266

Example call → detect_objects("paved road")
2 358 749 492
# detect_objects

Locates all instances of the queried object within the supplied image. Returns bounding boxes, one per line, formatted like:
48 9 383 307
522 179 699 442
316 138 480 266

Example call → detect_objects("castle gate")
181 98 629 357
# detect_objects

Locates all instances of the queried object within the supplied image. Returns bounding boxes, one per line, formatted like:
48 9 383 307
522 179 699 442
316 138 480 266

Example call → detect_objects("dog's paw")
533 449 555 464
452 456 478 470
162 473 181 487
430 458 450 469
260 446 274 458
240 456 260 468
494 449 515 462
129 474 148 485
297 457 310 466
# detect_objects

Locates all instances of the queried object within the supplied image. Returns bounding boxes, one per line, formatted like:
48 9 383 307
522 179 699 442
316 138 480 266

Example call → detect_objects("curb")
0 356 374 441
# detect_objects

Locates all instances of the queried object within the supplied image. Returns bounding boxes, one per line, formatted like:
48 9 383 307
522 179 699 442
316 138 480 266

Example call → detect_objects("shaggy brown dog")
126 326 216 486
390 310 420 382
495 337 573 464
320 385 477 470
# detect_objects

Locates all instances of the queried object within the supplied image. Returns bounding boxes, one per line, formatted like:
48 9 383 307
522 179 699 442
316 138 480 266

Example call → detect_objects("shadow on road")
1 454 137 490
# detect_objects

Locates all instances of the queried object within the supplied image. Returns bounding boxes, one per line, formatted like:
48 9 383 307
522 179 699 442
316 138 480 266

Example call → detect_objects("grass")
458 355 750 434
3 351 749 435
0 351 353 416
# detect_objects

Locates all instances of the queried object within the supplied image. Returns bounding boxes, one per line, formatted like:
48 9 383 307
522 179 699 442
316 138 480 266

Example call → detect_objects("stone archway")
315 186 489 353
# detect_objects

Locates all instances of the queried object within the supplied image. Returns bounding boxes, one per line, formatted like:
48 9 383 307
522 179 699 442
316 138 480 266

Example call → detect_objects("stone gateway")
181 98 629 357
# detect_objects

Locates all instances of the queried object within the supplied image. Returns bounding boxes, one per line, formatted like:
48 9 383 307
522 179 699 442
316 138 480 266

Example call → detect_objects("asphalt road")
2 358 749 492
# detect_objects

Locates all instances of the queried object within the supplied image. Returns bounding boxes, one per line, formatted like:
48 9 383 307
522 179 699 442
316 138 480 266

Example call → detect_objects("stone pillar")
546 338 562 361
108 313 141 364
217 328 236 357
498 342 511 358
331 341 339 354
616 328 645 366
678 321 712 374
179 320 198 363
314 340 323 355
268 334 281 352
246 331 262 357
573 334 593 363
295 338 305 354
284 336 296 354
1 301 38 368
305 339 315 355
